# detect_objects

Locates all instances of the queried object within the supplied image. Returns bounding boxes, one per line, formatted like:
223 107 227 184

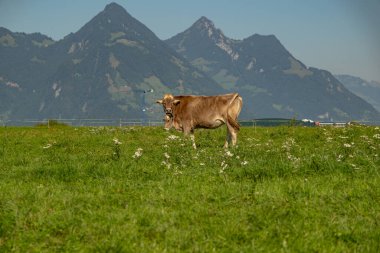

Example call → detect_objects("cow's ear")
173 99 180 105
156 99 163 104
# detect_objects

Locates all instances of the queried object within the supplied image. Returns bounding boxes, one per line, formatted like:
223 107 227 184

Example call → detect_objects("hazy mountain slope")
335 74 380 112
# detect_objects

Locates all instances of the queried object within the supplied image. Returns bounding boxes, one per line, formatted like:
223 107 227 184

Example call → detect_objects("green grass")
0 125 379 252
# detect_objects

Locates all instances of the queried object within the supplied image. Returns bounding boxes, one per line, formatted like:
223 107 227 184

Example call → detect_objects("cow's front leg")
183 127 196 149
190 132 196 149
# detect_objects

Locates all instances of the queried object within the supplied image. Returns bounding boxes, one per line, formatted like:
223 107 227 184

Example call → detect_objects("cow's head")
156 94 180 116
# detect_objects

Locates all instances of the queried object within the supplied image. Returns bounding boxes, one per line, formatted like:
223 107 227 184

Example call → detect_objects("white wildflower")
373 134 380 139
287 154 301 166
164 152 170 159
225 150 233 157
351 164 360 169
42 144 52 149
241 161 248 166
161 160 172 169
282 138 297 151
220 161 228 173
167 135 179 140
113 138 122 145
132 148 143 158
200 163 205 166
173 169 182 175
343 143 352 148
337 154 344 162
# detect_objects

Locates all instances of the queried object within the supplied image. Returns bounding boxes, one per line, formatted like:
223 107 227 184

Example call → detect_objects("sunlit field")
1 125 379 252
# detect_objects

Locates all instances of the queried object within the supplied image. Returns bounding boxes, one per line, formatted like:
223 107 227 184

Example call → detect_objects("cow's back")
174 95 230 115
173 94 241 129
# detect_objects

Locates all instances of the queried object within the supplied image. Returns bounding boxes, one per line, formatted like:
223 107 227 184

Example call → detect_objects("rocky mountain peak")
104 2 124 10
68 2 159 46
191 16 224 39
103 2 129 16
194 16 215 31
188 17 238 60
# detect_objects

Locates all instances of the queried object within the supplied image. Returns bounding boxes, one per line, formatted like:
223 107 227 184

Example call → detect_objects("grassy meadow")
0 124 379 252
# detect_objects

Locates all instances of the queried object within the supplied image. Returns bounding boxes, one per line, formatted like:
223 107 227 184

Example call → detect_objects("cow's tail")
228 114 240 131
227 93 242 131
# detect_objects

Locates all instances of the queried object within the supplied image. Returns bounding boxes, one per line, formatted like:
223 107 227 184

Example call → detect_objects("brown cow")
156 93 243 148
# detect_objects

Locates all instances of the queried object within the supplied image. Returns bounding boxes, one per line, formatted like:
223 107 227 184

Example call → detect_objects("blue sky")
0 0 379 82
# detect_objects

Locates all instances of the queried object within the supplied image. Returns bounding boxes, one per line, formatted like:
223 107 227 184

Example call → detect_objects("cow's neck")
171 107 183 131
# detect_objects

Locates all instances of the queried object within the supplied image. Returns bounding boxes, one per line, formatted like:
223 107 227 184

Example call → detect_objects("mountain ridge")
0 3 224 120
166 17 379 121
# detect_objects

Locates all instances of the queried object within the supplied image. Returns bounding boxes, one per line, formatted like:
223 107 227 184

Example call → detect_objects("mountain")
335 74 380 112
2 5 379 122
166 17 380 121
0 3 223 121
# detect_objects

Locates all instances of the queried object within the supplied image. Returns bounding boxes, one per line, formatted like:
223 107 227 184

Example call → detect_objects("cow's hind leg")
225 122 238 148
224 126 232 148
231 128 238 146
226 95 242 147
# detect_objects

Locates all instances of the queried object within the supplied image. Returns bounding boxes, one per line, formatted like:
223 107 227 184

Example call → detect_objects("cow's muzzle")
165 108 173 114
